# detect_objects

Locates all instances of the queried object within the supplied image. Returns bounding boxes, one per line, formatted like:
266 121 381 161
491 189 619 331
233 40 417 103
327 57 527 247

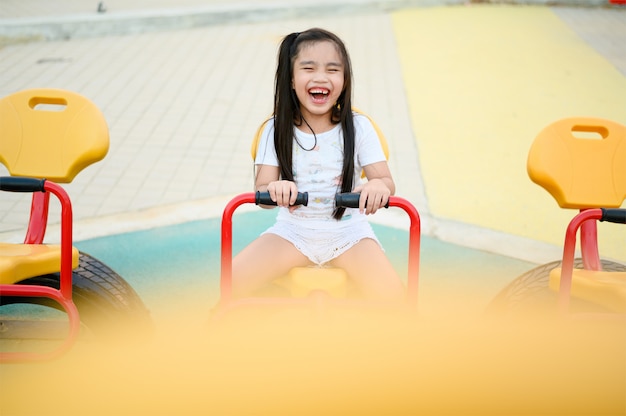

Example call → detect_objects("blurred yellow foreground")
2 299 624 416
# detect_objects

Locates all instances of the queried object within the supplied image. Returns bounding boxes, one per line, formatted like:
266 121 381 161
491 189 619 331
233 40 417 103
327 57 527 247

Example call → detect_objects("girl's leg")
330 238 405 301
232 233 312 298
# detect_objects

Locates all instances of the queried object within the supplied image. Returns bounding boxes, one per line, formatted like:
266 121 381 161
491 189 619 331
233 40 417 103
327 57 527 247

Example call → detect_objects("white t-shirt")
255 113 386 228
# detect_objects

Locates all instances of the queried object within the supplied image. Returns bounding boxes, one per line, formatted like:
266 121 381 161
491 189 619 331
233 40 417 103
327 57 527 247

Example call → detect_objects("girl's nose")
312 69 327 81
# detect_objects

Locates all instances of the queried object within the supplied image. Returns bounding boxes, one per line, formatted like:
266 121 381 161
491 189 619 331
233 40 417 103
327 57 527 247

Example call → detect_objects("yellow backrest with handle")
0 88 109 183
527 117 626 209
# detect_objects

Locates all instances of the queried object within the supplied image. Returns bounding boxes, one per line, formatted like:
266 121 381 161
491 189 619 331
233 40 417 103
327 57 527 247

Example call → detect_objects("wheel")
486 258 626 316
0 252 153 342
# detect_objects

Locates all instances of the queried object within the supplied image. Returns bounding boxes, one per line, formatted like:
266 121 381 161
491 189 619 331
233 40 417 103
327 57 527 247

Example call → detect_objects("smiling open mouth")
309 88 330 103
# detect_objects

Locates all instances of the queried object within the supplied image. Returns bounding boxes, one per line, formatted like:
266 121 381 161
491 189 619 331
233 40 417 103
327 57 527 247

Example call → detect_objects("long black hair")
274 28 355 220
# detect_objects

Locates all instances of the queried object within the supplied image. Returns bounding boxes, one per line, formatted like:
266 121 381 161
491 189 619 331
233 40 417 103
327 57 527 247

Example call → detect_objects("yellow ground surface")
392 5 626 261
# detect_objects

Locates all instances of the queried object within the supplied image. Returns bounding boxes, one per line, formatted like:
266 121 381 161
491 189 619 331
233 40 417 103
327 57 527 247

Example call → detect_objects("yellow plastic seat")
251 109 388 298
0 88 109 361
549 268 626 313
0 244 79 285
273 267 350 298
527 117 626 312
0 89 108 284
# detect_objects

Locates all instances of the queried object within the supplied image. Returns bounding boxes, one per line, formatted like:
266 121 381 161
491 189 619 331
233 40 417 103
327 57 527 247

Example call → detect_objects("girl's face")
292 40 345 126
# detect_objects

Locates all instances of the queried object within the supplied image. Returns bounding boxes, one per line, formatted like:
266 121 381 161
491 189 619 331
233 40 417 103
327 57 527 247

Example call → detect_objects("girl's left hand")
353 179 390 215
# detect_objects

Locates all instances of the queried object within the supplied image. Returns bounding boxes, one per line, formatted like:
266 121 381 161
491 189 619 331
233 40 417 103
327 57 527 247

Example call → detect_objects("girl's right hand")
266 180 299 208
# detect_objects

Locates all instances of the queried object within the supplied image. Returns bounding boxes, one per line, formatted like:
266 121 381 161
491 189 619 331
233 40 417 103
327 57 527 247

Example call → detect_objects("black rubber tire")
486 258 626 316
1 252 153 342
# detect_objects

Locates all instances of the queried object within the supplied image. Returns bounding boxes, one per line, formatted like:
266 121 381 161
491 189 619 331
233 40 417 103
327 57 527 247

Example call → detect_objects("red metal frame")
0 181 80 362
218 193 421 314
557 208 604 313
24 191 50 244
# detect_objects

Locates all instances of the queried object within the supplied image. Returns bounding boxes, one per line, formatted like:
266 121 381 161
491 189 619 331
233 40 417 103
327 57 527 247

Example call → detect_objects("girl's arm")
355 161 396 215
255 164 299 208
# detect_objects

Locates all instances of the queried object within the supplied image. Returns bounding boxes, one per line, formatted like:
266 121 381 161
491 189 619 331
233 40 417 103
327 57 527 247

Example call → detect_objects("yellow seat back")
251 109 389 177
527 117 626 209
0 88 109 183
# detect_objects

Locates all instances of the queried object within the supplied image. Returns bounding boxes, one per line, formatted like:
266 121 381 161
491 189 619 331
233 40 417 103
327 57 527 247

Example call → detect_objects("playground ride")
0 89 151 362
489 117 626 317
213 110 419 319
214 190 420 319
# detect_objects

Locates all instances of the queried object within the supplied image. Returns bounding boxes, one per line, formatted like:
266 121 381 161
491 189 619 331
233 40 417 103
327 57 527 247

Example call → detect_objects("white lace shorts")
262 218 383 266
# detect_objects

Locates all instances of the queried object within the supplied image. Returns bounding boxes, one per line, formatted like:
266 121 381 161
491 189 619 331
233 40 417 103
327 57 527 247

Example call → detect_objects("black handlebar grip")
255 191 308 206
0 177 46 193
601 208 626 224
335 192 390 209
335 192 361 208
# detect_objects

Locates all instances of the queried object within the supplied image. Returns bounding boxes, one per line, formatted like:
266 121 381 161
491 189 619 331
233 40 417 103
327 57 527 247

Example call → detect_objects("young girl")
232 28 405 301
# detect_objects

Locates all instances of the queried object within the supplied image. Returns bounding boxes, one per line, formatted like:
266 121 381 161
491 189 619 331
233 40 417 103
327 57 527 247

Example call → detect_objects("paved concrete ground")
0 1 424 238
1 1 625 264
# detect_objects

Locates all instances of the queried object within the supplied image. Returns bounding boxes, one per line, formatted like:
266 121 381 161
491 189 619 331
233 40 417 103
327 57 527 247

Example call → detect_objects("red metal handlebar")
219 193 421 307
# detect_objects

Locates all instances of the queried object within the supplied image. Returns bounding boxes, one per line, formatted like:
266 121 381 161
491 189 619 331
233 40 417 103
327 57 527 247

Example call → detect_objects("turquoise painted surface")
74 210 536 315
